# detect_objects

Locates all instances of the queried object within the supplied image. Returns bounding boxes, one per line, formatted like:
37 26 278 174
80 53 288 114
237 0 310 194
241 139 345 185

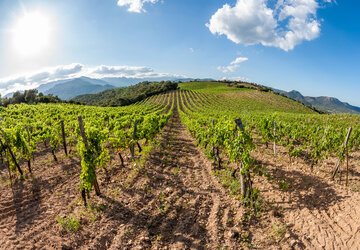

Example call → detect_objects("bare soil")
251 144 360 249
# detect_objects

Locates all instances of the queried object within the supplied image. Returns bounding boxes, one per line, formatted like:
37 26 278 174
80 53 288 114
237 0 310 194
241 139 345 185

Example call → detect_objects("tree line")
0 89 80 107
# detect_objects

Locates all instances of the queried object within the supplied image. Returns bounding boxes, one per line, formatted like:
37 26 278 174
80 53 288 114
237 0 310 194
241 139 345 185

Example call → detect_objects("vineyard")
1 82 360 248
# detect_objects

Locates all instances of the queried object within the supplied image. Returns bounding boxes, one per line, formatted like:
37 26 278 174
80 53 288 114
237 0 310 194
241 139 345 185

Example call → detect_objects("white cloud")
207 0 332 51
0 63 181 96
222 76 251 82
218 57 248 73
231 57 248 64
117 0 159 13
53 63 84 78
91 65 153 76
0 63 83 90
189 48 194 53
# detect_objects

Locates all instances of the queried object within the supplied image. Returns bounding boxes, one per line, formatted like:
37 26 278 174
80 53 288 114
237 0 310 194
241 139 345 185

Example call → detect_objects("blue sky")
0 0 359 105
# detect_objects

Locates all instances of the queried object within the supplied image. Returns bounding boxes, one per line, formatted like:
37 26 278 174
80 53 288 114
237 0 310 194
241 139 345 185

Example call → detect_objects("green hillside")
72 80 178 106
179 81 317 114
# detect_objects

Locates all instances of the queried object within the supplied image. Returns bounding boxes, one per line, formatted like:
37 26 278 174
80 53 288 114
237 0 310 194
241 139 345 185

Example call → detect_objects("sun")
12 12 52 56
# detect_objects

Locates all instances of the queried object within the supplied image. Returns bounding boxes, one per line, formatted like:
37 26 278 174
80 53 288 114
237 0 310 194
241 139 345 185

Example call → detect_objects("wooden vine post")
25 125 32 173
51 148 58 162
211 119 221 168
234 118 252 201
118 151 125 168
0 131 24 177
60 120 68 156
26 126 31 142
273 121 277 157
345 127 352 186
78 116 101 205
0 140 14 185
6 161 12 187
346 137 350 186
130 119 138 159
211 119 215 156
322 126 328 141
331 127 352 184
137 142 142 153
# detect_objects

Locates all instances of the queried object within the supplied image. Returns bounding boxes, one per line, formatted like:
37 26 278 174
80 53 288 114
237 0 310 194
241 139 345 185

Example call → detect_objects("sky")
0 0 359 105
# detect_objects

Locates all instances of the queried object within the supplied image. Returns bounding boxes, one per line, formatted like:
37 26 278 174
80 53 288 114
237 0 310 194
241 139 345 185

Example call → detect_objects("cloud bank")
0 63 180 96
117 0 159 13
207 0 332 51
218 57 248 73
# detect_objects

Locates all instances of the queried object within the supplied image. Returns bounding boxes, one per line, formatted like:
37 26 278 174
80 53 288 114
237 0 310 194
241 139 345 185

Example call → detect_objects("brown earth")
251 144 360 249
0 91 360 249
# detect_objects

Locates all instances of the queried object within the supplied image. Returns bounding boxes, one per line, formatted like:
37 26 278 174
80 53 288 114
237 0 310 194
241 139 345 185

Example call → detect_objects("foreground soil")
1 96 360 249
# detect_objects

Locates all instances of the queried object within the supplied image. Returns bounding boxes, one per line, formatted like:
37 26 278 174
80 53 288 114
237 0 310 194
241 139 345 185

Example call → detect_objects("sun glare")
12 12 51 56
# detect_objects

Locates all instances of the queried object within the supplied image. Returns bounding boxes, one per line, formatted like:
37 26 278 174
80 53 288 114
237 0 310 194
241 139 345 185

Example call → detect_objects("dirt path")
101 93 245 249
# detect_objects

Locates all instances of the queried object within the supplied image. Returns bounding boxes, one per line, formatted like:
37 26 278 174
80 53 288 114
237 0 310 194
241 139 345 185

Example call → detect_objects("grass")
125 226 133 234
154 234 163 242
158 192 169 213
88 202 108 213
212 168 243 197
124 139 159 186
0 175 11 186
278 179 289 191
57 215 80 231
212 167 265 213
142 184 152 194
173 165 180 176
270 222 287 242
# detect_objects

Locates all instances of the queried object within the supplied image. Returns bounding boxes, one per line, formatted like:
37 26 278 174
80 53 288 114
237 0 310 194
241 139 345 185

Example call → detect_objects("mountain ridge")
43 78 115 100
273 89 360 114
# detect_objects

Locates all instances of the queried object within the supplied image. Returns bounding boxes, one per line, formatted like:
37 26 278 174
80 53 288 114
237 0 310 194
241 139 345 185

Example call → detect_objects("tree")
12 91 25 104
24 89 38 104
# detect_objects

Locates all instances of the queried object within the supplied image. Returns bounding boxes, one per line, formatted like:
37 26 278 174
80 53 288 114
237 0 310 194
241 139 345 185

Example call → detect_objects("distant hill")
73 81 178 106
36 79 72 93
43 78 115 100
36 77 112 93
76 76 112 86
101 77 215 87
3 91 24 98
100 77 170 87
273 89 360 114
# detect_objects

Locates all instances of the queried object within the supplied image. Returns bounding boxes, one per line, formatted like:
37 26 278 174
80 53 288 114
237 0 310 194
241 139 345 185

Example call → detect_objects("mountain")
273 89 360 114
3 91 24 98
76 76 111 86
43 78 115 100
36 79 72 93
36 77 111 93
